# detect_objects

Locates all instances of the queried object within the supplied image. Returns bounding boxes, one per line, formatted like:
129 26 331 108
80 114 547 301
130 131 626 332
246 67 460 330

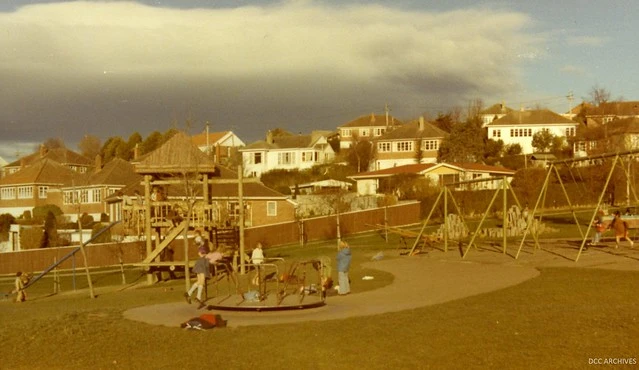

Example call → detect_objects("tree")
531 131 554 153
484 139 504 158
0 213 15 241
345 133 374 172
140 131 163 155
78 135 102 159
43 137 65 150
101 136 126 162
505 143 522 156
41 211 58 248
438 116 485 163
414 139 424 164
433 112 457 133
589 84 611 106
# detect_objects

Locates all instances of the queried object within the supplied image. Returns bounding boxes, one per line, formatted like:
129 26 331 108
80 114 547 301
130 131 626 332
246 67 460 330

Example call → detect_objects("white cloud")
566 35 608 47
560 64 586 75
0 1 540 144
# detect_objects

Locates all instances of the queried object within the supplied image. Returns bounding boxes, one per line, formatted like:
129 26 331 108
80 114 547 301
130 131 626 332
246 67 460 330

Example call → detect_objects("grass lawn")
0 217 637 369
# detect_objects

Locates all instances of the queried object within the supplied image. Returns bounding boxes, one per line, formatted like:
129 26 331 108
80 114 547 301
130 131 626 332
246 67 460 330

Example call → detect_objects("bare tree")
589 84 611 106
78 134 102 159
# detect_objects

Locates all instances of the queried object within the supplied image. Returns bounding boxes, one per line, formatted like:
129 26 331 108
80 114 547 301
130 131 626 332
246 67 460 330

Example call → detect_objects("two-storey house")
374 116 448 170
191 130 245 166
584 101 639 124
486 109 579 154
240 130 335 177
479 102 514 127
337 113 403 150
2 145 93 178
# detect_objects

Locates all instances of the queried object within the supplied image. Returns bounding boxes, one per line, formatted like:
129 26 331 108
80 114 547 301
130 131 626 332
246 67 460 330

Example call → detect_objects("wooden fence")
0 201 420 275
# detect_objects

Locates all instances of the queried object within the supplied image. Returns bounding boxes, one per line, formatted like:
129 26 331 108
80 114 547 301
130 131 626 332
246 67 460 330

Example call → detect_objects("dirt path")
124 254 539 328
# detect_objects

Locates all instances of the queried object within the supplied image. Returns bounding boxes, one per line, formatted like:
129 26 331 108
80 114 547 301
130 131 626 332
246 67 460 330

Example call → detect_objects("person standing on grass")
184 246 211 309
609 210 634 249
591 209 606 246
12 272 27 302
336 241 352 295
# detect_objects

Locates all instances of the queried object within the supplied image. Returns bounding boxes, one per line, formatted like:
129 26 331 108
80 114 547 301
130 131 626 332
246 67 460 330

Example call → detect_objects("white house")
479 102 514 127
240 130 336 177
191 130 245 165
337 113 403 150
486 109 579 154
349 162 515 196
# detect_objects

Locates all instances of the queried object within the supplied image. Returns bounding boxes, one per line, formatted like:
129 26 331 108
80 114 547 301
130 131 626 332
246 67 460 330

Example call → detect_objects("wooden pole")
238 164 246 275
502 177 507 254
144 175 153 285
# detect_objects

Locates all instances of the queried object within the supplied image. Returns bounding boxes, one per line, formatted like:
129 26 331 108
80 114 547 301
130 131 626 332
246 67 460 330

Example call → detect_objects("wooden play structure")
122 132 255 286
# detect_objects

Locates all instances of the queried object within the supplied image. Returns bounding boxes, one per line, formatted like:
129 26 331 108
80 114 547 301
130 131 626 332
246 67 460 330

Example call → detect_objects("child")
184 246 211 309
336 241 352 295
591 209 605 246
13 272 28 303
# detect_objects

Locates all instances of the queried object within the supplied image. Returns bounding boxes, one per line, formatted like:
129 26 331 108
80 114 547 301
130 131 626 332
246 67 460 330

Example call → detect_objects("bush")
32 204 63 223
91 223 112 244
19 226 43 250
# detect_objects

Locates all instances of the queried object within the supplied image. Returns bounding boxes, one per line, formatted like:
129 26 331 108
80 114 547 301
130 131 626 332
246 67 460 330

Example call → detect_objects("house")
349 162 515 196
191 130 245 166
289 179 353 195
479 102 514 127
337 112 403 150
486 109 579 154
574 117 639 158
0 158 86 218
374 116 448 170
60 157 142 222
584 101 639 124
240 130 335 178
2 145 93 178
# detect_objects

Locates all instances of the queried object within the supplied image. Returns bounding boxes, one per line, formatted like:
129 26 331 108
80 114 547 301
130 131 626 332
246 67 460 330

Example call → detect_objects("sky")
1 0 639 161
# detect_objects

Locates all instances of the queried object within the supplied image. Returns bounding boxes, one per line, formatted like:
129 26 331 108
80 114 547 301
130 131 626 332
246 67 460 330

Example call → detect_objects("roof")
135 131 219 174
379 119 448 140
87 158 141 186
108 165 287 200
191 131 244 147
0 158 86 186
242 131 332 151
339 113 403 128
488 109 577 126
604 117 639 135
480 103 514 115
586 101 639 117
6 147 93 168
349 162 514 180
289 179 353 190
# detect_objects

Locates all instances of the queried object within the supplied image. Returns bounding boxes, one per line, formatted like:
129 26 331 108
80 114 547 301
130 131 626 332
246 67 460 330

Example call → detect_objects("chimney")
133 143 139 160
266 130 274 144
39 144 46 157
418 116 425 131
500 100 506 113
94 154 102 173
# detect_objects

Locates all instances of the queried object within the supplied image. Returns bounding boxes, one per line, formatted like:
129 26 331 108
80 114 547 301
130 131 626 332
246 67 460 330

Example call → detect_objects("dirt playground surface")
123 241 639 328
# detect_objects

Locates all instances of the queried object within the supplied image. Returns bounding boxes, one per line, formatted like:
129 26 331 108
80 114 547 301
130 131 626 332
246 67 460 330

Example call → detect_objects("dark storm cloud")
0 1 539 160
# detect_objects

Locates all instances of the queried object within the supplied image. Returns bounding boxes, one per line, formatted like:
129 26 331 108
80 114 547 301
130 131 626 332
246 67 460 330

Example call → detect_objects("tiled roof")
242 131 331 150
480 103 514 115
449 162 516 175
109 165 286 199
488 109 577 126
339 113 403 128
605 117 639 135
0 158 86 186
135 131 219 174
191 131 230 146
587 101 639 116
6 147 92 168
379 119 448 140
350 163 439 179
88 158 141 186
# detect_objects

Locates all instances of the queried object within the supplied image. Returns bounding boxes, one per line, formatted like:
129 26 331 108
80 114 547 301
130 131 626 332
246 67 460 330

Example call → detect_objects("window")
267 201 277 216
80 190 88 203
64 191 78 205
492 130 501 138
422 140 439 151
360 129 369 137
38 186 48 199
374 128 386 136
18 186 33 199
378 142 391 152
277 152 294 165
301 151 315 162
396 141 413 152
92 189 101 203
341 129 351 137
253 152 262 164
1 187 16 200
565 127 576 137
